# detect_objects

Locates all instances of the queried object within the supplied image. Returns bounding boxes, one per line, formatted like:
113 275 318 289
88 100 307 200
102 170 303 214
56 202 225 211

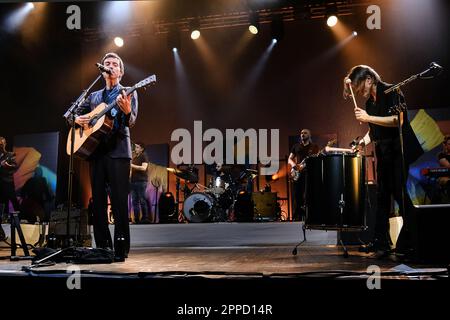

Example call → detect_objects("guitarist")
288 129 319 221
73 52 138 261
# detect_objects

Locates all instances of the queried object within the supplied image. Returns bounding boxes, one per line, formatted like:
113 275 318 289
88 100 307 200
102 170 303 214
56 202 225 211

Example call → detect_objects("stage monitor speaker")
411 204 450 264
252 192 277 221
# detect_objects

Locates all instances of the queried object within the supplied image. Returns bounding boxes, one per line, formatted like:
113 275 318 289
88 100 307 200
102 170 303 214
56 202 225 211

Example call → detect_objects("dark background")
0 0 448 205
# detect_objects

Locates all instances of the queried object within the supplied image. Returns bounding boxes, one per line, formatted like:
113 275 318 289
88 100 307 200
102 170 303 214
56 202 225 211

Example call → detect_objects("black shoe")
361 240 390 253
368 249 396 261
114 255 126 262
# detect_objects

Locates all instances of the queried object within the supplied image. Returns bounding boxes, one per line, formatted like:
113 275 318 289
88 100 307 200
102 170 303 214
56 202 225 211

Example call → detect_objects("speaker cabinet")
411 204 450 264
252 192 277 221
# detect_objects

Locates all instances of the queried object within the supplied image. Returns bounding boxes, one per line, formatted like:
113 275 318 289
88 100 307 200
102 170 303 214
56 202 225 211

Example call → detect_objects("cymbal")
167 167 199 182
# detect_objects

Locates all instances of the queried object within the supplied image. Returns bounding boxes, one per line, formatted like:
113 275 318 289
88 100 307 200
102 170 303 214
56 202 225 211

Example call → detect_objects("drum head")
183 192 215 222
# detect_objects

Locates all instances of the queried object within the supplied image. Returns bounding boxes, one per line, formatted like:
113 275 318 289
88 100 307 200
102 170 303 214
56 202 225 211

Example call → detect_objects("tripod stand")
0 203 32 261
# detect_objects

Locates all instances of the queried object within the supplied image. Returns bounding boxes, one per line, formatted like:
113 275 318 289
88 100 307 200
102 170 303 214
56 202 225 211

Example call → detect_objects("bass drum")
183 192 216 223
305 153 366 229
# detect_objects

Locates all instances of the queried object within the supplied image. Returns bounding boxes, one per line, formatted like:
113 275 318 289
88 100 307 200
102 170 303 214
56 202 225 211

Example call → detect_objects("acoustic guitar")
66 75 156 159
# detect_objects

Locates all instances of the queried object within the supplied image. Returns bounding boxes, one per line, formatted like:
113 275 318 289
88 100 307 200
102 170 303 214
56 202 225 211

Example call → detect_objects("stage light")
159 192 177 223
191 30 200 40
114 37 124 47
326 4 338 27
327 15 338 27
248 12 259 35
167 26 181 51
352 31 358 36
5 2 35 32
190 20 201 40
270 15 284 41
249 25 258 35
272 39 278 44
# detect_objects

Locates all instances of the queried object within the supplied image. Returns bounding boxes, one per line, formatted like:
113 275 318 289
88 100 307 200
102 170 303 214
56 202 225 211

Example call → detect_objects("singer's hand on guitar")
75 115 91 130
354 107 370 123
117 90 132 115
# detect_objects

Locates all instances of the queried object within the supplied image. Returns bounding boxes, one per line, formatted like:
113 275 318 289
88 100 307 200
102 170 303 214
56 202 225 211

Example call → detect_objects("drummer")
344 65 422 259
288 129 319 221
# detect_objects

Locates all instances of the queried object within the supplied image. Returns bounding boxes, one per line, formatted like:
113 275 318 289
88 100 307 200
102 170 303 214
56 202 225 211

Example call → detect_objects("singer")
343 65 422 260
72 52 138 261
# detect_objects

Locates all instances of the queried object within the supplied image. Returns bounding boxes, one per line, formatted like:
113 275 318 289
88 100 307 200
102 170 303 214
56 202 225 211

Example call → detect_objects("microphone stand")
63 74 102 248
383 63 442 236
32 74 102 267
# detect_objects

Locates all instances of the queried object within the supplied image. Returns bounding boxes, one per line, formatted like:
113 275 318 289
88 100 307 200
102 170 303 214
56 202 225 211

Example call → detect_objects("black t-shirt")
131 152 149 182
366 82 407 141
290 142 319 164
366 81 423 165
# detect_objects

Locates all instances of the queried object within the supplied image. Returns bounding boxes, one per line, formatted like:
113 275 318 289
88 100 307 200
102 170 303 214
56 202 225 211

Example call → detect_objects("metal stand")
383 63 442 235
31 74 102 266
6 212 33 261
291 223 306 255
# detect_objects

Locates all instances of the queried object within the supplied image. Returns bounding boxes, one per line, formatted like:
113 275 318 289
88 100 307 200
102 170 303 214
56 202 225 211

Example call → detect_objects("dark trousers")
0 181 20 217
374 139 414 248
90 156 130 254
292 174 306 221
130 181 148 222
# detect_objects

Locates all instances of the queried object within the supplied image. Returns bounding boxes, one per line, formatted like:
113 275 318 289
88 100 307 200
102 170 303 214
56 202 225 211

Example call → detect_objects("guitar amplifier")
252 192 277 221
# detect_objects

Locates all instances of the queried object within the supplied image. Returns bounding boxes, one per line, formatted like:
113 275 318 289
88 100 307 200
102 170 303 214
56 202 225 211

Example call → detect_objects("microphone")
95 63 112 75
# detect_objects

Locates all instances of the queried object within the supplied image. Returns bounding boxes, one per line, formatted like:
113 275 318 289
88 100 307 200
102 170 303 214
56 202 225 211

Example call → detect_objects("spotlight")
190 30 200 40
114 36 124 47
26 2 35 10
167 26 181 51
190 20 201 40
248 12 259 35
326 4 338 27
352 31 358 36
249 25 258 35
272 39 278 44
159 192 177 223
326 15 338 27
270 15 284 41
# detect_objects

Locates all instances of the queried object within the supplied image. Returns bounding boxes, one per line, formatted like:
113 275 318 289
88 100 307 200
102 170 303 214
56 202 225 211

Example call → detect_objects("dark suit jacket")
76 83 138 159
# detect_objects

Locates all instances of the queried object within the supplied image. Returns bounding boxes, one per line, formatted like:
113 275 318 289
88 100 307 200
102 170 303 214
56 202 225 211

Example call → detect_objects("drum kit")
167 165 257 223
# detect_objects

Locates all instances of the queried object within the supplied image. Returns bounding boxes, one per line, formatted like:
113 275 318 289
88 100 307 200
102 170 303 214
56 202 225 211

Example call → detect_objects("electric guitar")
66 75 156 160
290 138 337 181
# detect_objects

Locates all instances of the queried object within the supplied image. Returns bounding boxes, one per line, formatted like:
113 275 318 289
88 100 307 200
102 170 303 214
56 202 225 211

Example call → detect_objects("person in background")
130 142 149 223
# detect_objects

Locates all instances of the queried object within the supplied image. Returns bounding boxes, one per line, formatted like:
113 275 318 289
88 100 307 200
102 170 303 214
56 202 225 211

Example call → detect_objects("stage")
0 221 448 316
0 222 447 279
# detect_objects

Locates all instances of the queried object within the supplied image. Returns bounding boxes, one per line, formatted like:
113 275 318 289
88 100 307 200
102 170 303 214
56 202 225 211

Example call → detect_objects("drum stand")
291 223 306 255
